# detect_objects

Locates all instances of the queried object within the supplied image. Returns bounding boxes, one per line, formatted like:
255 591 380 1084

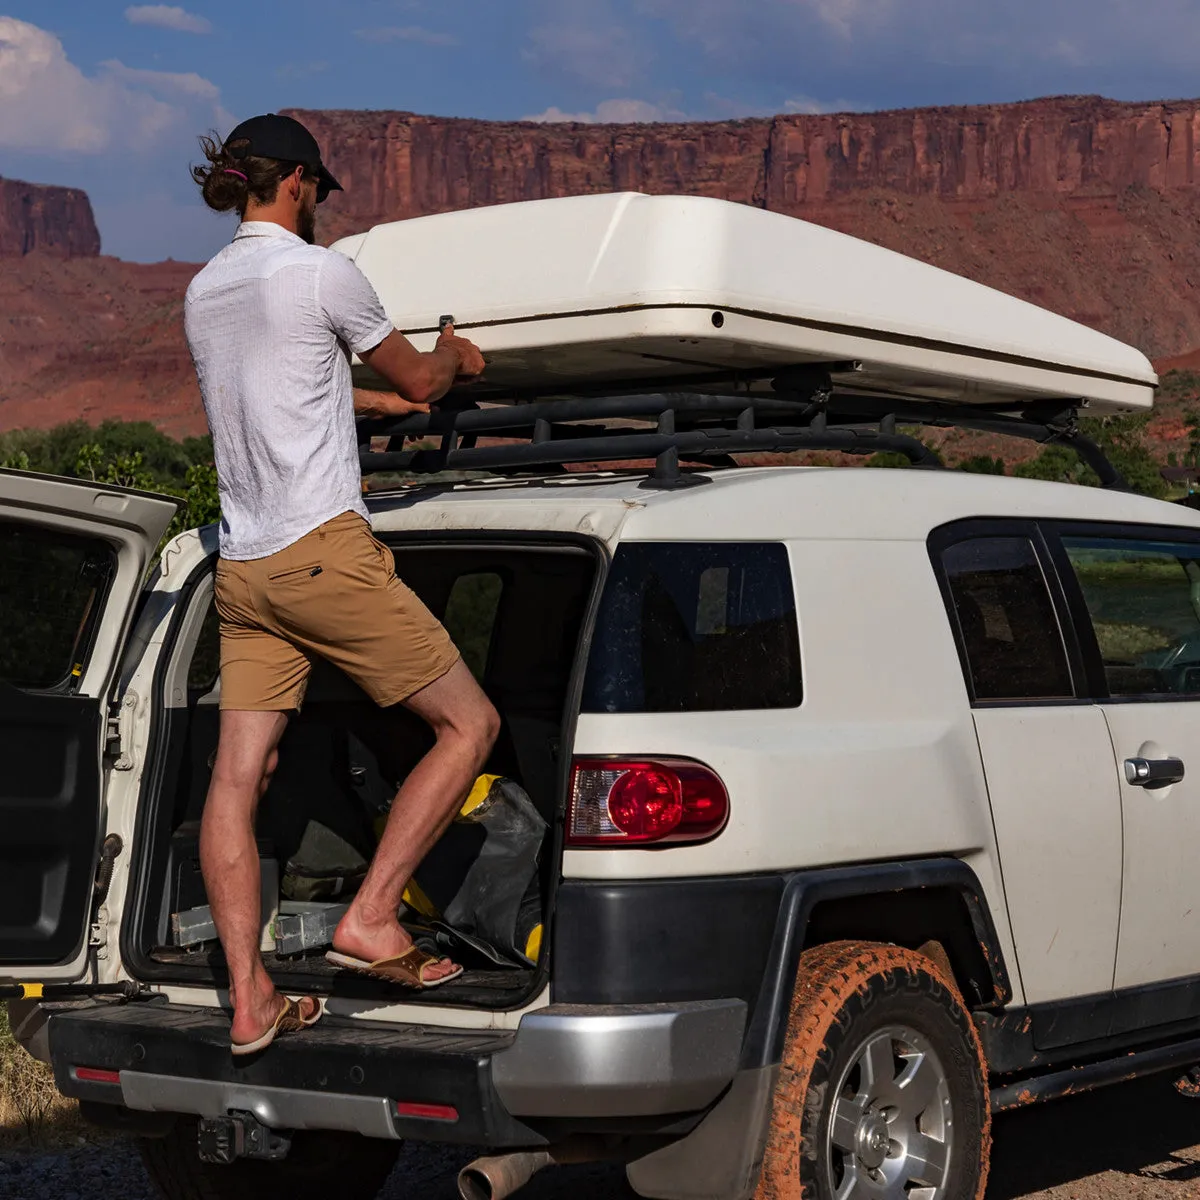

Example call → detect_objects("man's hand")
358 325 485 414
436 323 485 380
354 391 430 419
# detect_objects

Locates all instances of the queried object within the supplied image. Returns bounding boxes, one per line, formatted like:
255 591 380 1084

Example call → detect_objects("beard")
298 195 317 245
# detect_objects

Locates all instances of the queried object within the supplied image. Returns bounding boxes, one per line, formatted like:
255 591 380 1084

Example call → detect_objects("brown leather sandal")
230 995 322 1056
325 946 464 989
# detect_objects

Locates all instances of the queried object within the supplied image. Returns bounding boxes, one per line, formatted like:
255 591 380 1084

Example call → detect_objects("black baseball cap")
223 113 343 203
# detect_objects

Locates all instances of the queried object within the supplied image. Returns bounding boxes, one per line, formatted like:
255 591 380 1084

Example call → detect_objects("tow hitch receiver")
198 1112 292 1164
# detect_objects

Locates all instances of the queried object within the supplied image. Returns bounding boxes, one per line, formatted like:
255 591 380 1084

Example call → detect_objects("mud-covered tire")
138 1121 402 1200
754 940 990 1200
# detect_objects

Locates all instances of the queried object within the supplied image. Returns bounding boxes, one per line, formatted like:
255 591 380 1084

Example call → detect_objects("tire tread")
753 939 990 1200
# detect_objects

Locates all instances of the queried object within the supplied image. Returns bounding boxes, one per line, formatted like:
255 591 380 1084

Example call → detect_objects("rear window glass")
582 542 802 712
941 536 1073 702
0 520 115 692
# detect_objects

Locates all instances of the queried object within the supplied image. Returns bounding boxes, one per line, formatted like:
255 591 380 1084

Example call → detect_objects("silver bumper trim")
114 998 747 1133
120 1072 400 1140
493 998 747 1117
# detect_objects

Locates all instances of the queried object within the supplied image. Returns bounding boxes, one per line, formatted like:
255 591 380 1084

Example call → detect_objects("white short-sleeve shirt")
184 221 394 561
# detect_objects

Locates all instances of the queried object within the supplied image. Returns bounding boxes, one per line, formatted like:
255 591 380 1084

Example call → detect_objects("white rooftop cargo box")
332 192 1156 414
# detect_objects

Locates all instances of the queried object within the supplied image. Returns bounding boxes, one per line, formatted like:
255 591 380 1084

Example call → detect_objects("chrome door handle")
1124 757 1186 787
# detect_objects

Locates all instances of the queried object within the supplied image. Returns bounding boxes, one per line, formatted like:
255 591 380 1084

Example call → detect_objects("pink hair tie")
223 168 248 180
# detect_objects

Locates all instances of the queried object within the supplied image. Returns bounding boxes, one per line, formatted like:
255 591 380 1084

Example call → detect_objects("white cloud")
124 5 212 35
806 0 890 39
102 60 234 131
0 17 227 153
524 91 861 124
783 94 862 114
524 97 686 124
354 26 458 47
101 61 221 102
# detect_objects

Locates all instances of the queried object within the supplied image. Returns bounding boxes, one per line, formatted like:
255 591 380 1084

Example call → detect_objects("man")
185 113 499 1055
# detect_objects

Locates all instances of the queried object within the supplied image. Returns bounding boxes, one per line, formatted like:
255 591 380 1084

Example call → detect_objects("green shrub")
958 455 1007 475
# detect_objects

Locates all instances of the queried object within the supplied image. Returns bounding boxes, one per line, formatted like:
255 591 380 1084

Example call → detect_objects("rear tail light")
73 1066 121 1085
567 758 729 847
394 1100 459 1122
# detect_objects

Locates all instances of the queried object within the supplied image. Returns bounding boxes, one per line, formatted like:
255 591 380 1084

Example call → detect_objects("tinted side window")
941 537 1073 701
582 542 802 713
0 520 115 692
1062 536 1200 698
442 572 504 682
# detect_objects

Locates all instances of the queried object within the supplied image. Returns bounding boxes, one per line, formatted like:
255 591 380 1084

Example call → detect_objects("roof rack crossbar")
361 393 1088 452
357 385 1126 488
359 424 939 476
358 391 829 449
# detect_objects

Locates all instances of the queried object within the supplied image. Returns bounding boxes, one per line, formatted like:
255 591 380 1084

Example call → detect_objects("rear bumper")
48 997 746 1145
493 999 745 1118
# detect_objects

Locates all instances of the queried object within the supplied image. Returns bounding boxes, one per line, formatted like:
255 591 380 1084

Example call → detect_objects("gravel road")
3 1076 1199 1200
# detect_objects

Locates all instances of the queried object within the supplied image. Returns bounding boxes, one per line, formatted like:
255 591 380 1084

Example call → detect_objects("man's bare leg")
332 660 500 977
201 709 316 1043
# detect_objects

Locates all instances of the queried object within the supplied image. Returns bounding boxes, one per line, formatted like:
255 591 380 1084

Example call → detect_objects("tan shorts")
214 511 460 711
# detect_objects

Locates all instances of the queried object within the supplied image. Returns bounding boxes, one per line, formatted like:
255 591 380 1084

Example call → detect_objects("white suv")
4 195 1197 1200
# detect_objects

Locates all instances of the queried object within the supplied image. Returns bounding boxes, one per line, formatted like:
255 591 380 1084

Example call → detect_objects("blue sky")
3 1 1200 262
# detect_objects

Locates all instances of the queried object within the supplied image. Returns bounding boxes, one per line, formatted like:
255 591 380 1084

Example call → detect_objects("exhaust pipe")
457 1151 553 1200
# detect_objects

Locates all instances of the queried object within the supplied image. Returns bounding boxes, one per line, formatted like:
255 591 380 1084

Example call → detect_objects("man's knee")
211 745 276 799
210 710 288 800
433 691 499 757
475 697 501 753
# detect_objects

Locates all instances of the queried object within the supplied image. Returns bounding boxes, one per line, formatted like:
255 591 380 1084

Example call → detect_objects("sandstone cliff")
0 254 199 436
0 176 100 257
290 96 1200 231
288 96 1200 360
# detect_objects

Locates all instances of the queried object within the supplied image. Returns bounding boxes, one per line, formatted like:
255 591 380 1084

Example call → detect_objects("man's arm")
357 324 485 417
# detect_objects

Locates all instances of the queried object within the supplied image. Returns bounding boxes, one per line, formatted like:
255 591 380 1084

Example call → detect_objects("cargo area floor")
149 945 536 1008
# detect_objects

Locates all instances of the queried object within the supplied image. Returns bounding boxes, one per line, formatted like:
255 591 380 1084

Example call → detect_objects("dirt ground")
5 1074 1200 1199
379 1075 1200 1199
987 1079 1200 1200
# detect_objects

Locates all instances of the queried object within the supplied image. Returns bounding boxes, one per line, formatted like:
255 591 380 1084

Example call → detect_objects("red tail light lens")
607 767 683 838
73 1066 121 1084
567 758 729 846
394 1100 459 1122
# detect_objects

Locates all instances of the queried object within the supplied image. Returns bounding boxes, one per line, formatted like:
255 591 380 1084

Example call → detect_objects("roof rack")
356 363 1127 491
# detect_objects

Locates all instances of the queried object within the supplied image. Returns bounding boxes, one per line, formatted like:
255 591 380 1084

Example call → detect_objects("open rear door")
0 470 178 983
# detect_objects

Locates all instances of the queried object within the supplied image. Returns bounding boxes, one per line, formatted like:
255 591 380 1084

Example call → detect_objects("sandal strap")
273 996 317 1034
369 945 444 985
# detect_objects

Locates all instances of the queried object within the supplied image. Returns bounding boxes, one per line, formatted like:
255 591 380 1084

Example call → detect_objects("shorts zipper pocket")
267 563 323 583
